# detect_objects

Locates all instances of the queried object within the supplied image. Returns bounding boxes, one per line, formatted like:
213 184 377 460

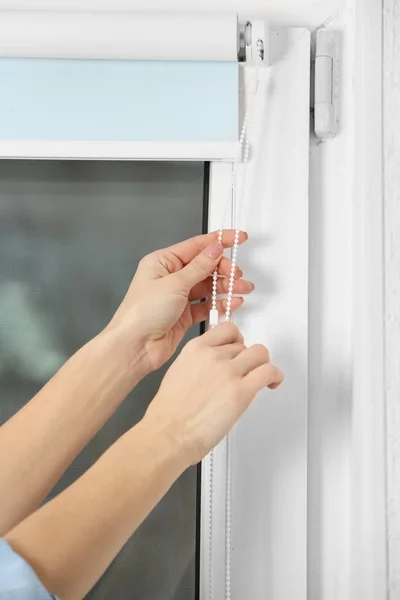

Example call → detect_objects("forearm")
0 327 149 535
5 417 186 600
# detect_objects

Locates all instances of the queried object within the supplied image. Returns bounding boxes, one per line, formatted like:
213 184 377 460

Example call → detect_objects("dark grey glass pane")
0 160 205 600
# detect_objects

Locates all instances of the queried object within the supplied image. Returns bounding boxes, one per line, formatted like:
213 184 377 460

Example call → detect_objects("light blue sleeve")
0 539 57 600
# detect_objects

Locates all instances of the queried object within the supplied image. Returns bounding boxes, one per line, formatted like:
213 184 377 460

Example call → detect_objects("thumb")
175 242 224 290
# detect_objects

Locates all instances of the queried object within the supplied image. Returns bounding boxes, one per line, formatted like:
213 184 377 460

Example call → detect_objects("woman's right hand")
144 323 284 467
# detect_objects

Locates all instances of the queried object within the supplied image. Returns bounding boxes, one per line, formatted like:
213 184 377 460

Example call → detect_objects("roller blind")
0 12 239 143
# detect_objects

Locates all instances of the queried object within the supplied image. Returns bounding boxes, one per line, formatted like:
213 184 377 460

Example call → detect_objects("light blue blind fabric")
0 539 57 600
0 59 238 142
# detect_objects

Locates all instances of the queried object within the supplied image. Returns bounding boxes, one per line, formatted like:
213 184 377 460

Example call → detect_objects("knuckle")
189 258 205 274
202 328 216 345
224 322 240 336
138 253 153 268
155 250 182 275
186 337 201 352
208 346 220 360
163 255 180 274
252 344 270 362
198 339 216 358
220 278 229 293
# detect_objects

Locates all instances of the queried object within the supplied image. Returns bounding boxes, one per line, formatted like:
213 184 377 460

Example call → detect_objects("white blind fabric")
0 12 239 145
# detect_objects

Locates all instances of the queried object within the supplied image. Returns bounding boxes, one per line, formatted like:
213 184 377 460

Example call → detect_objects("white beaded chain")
208 55 263 600
209 64 260 327
224 98 252 600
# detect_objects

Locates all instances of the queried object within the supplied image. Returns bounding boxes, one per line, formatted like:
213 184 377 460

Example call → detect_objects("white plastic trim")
202 28 310 600
384 1 400 596
0 141 240 162
351 0 386 597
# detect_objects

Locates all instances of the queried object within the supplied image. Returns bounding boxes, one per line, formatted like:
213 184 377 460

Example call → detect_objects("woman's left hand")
107 231 254 373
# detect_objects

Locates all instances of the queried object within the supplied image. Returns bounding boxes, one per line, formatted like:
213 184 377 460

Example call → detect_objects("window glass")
0 160 206 600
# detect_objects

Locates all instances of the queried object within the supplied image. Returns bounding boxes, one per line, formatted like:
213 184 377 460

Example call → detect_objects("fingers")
201 322 244 346
190 277 254 302
233 344 284 392
244 363 284 393
176 250 243 291
233 344 270 376
174 242 224 290
190 297 244 326
218 257 243 279
216 343 246 359
168 230 248 265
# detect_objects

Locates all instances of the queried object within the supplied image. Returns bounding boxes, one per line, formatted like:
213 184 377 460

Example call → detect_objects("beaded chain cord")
208 49 263 600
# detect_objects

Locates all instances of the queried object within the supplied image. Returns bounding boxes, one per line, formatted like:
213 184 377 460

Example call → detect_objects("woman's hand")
144 323 284 466
108 231 254 373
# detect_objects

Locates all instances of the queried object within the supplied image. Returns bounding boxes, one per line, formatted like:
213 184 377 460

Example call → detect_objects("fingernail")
206 242 224 259
249 282 255 290
236 267 243 278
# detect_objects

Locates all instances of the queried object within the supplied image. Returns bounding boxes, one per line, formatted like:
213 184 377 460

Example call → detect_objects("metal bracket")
313 28 339 140
239 18 269 66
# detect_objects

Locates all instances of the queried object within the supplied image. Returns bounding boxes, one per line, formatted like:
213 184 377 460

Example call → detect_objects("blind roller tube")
0 12 239 61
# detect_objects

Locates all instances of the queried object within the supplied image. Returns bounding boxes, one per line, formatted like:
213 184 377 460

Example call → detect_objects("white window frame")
199 26 311 600
0 141 239 162
0 0 386 598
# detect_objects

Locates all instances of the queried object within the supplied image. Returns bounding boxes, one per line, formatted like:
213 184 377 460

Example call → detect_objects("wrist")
105 303 157 377
96 324 151 386
139 410 192 474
